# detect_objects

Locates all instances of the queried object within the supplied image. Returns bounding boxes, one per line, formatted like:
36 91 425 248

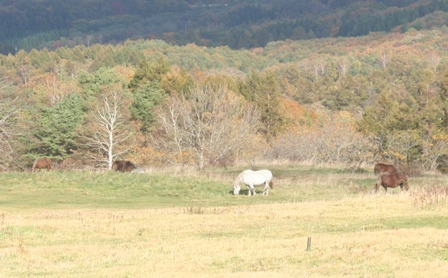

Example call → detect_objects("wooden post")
306 237 311 251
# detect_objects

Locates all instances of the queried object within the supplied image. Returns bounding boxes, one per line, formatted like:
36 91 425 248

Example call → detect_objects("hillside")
2 25 448 172
1 0 448 54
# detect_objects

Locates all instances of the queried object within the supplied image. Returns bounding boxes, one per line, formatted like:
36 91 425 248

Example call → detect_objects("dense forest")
2 1 448 173
1 0 448 54
2 27 448 173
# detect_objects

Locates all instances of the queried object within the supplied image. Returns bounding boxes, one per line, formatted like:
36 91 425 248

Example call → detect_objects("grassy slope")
0 166 447 277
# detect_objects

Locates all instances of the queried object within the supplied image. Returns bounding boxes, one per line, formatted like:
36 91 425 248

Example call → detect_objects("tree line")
1 0 447 55
2 29 448 172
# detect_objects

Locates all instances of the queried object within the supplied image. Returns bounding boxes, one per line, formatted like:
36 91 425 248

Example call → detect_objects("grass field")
0 165 447 277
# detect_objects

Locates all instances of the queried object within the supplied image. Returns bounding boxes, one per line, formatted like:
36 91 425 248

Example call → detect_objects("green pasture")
0 166 375 209
0 166 447 277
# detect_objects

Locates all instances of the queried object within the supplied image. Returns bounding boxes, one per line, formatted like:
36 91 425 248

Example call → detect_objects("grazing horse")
112 160 136 172
32 157 51 172
233 169 273 196
374 163 398 176
373 172 409 193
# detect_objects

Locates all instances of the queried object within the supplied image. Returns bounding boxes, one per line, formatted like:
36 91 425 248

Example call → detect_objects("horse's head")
233 180 240 195
398 173 409 191
233 172 245 195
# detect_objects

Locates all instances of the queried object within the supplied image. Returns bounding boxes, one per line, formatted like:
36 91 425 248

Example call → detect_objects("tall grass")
0 166 447 277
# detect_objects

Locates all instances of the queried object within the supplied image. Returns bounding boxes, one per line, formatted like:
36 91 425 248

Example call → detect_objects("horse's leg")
373 176 382 194
399 181 406 192
263 181 269 195
372 182 379 194
248 184 256 196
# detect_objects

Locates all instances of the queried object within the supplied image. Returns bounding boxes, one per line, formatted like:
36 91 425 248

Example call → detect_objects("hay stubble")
1 168 447 277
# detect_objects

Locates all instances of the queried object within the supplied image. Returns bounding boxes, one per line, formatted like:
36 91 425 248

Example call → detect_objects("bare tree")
380 52 389 69
337 58 350 77
41 73 80 106
0 78 27 170
154 84 260 169
421 137 448 173
428 51 440 72
307 59 326 80
84 90 133 169
387 131 420 164
270 111 373 166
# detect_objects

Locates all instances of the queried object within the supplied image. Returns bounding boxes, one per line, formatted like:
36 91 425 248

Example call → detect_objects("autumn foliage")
2 27 448 172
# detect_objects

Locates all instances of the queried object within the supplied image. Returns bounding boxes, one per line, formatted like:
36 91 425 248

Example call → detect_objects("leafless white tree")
428 51 440 72
380 52 389 69
337 58 350 77
0 79 27 170
84 90 133 169
307 59 326 80
154 84 260 169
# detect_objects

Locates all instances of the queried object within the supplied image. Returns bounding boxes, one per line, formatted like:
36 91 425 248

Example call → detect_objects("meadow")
0 165 447 277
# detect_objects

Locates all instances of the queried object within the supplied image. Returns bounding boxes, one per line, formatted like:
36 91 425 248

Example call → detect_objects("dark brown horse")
373 172 409 193
32 157 51 172
374 163 398 176
112 160 136 172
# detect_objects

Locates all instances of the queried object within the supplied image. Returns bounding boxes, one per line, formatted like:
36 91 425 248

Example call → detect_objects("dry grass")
1 194 447 277
1 166 447 277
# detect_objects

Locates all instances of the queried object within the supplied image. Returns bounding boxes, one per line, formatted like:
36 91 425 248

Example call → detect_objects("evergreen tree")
34 94 86 159
129 56 170 89
78 68 124 100
130 81 165 133
239 70 285 142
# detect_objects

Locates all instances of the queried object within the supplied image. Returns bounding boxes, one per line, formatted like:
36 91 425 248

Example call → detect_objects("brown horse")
32 157 51 172
373 172 409 193
374 163 398 176
112 160 136 172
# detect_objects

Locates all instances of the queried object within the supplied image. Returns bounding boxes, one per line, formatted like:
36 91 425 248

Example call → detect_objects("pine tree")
239 70 285 142
34 94 86 159
130 81 165 133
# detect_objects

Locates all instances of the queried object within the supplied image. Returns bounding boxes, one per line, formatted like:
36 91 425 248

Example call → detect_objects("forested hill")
1 0 448 54
2 26 448 172
3 0 448 173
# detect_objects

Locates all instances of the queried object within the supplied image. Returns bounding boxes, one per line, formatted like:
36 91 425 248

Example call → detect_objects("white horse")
233 169 274 196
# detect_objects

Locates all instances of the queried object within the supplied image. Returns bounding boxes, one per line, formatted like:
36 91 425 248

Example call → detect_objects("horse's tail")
269 180 274 189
